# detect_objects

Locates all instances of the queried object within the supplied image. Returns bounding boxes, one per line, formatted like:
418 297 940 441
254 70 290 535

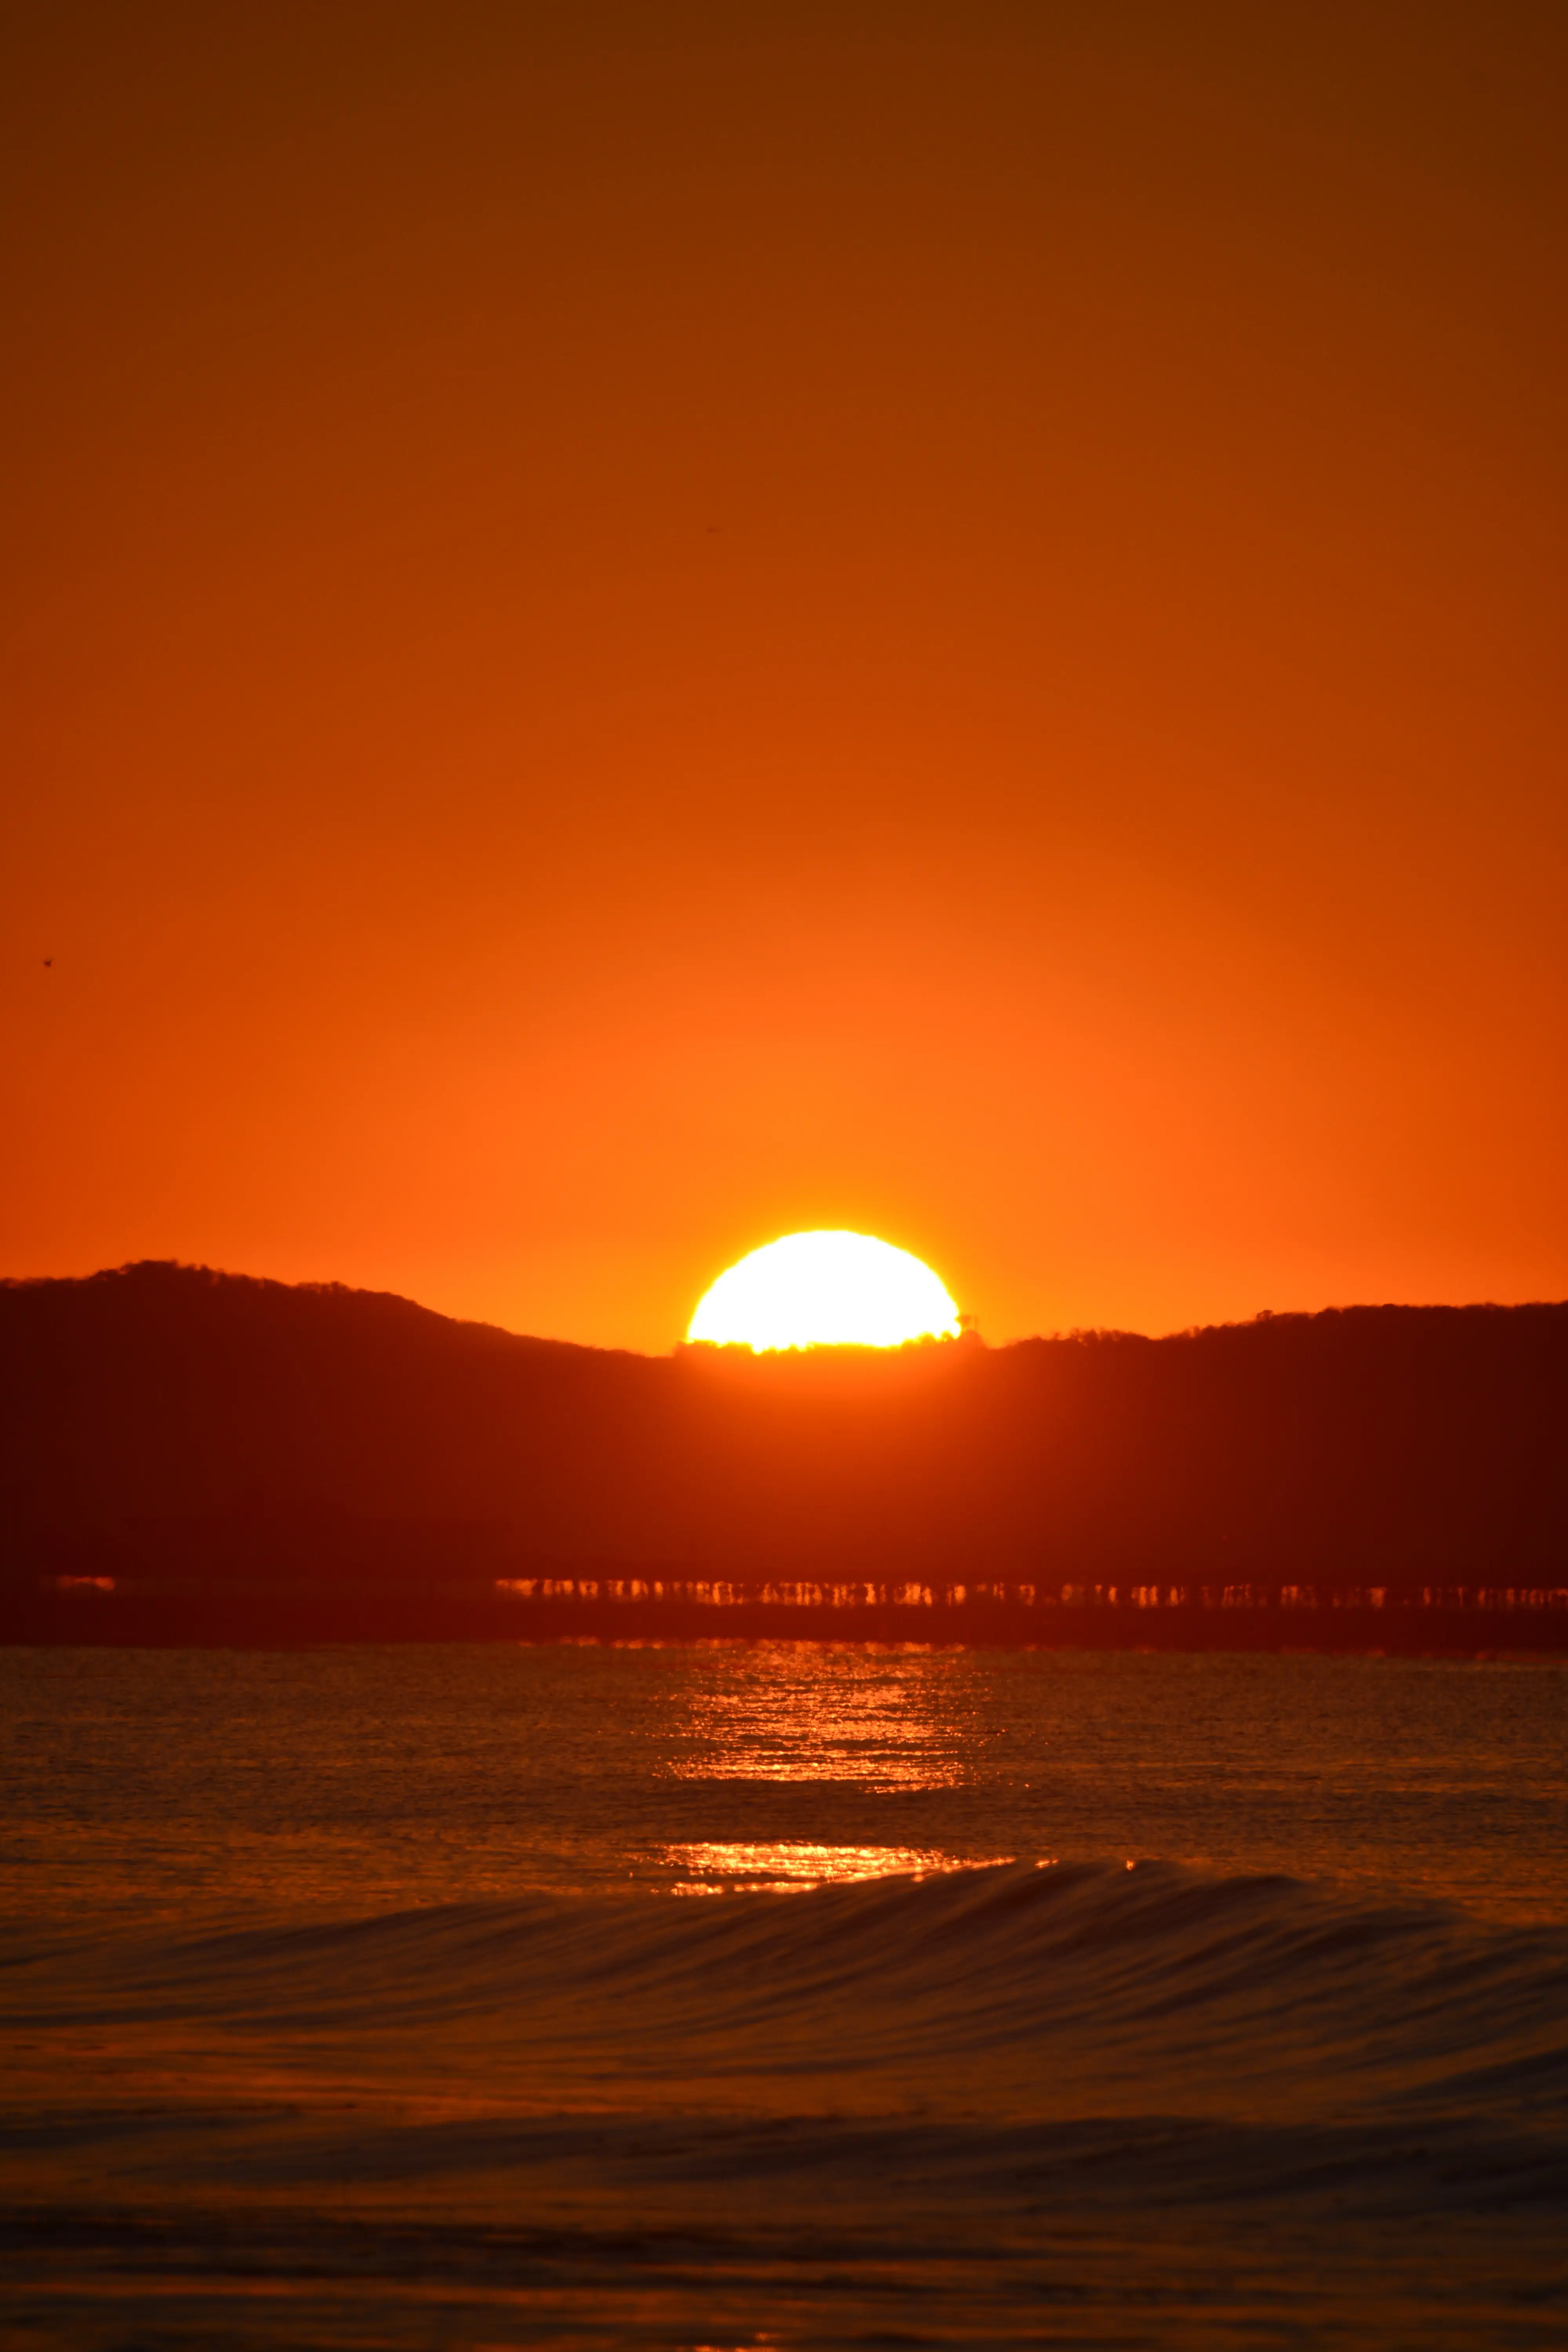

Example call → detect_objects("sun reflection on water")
664 1642 977 1789
650 1644 1004 1889
662 1842 1008 1893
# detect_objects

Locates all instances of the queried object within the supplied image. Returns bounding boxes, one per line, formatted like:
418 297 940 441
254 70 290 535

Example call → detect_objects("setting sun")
687 1230 962 1350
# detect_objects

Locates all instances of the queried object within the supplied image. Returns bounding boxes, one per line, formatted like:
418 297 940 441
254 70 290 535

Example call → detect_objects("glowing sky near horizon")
3 5 1566 1350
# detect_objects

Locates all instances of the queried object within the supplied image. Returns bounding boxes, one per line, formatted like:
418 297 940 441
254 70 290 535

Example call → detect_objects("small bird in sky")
42 958 52 968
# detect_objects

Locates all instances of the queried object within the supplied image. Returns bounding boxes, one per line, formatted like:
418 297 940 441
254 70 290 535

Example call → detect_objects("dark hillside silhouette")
2 1262 1564 1647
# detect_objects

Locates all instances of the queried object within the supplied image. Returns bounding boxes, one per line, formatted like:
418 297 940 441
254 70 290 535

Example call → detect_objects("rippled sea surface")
2 1644 1566 2347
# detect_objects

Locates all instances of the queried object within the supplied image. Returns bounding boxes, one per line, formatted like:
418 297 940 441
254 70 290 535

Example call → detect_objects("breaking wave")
24 1858 1562 2138
6 1860 1565 2347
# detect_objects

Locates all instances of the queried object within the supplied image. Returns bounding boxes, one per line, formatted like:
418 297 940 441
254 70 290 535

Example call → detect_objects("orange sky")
4 2 1566 1352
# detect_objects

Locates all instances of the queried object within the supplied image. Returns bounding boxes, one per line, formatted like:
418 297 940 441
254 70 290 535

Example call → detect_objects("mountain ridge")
2 1263 1564 1618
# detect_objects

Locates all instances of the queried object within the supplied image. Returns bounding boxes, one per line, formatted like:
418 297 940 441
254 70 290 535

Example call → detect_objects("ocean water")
2 1642 1565 2347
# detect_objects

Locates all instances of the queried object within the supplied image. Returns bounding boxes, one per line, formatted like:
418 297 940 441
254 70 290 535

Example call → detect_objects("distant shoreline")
7 1267 1566 1651
7 1575 1566 1655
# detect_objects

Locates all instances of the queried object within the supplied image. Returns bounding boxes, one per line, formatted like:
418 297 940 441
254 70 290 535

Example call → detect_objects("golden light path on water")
662 1842 1014 1894
664 1644 971 1788
652 1643 1018 1889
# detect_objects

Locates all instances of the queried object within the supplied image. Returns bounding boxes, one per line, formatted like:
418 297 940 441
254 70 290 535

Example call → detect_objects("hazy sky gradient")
4 1 1565 1349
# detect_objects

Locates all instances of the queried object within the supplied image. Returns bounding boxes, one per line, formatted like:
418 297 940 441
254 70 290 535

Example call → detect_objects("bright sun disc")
688 1230 961 1351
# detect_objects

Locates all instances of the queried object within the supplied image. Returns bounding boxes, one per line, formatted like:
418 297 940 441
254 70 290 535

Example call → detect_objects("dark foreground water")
2 1644 1565 2347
